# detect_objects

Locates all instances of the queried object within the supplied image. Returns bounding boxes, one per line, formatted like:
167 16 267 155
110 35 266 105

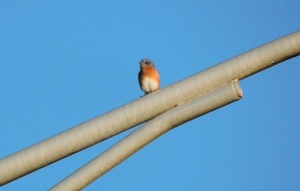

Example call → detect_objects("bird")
138 58 160 95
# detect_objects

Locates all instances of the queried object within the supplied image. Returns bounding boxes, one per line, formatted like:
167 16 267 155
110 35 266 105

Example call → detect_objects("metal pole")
50 80 243 191
0 31 299 185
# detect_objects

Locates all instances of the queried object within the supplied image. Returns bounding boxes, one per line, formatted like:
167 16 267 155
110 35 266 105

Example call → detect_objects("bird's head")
139 58 155 68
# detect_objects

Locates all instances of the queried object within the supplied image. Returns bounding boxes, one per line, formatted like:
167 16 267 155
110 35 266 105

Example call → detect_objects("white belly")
141 77 159 93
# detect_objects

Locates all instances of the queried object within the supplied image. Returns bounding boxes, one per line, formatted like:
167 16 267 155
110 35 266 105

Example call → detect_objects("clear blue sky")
1 1 300 190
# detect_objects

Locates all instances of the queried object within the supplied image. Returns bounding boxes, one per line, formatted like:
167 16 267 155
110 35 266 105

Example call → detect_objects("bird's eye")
145 61 151 66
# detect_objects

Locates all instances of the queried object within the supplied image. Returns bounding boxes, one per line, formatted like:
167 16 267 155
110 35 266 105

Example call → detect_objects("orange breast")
140 66 160 84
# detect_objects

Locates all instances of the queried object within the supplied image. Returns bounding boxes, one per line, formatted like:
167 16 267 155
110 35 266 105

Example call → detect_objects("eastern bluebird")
138 58 160 95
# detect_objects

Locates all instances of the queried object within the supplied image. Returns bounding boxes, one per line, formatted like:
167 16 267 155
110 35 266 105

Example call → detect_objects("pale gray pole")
50 80 243 191
0 31 299 186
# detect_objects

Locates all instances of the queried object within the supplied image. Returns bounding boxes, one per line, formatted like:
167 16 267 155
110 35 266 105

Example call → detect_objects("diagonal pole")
0 31 299 186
